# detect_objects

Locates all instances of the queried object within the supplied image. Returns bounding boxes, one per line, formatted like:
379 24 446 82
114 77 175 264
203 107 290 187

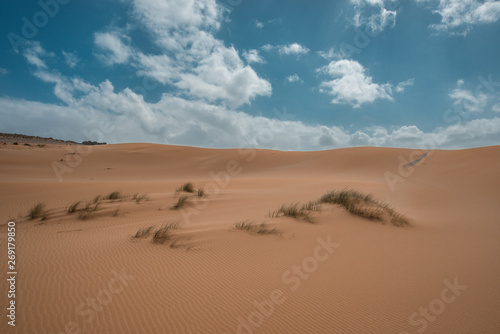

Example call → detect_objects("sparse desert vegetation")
28 202 46 220
67 201 81 214
105 191 121 200
176 182 195 194
132 221 183 246
319 189 410 227
172 195 190 210
133 225 155 239
268 202 318 224
234 220 280 235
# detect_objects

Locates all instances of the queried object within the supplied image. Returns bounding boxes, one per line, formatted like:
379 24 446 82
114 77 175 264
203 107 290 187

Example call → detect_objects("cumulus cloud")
450 88 488 113
242 49 265 64
3 90 500 150
0 67 9 75
128 0 270 108
319 59 397 107
279 43 310 55
428 0 500 34
94 31 132 65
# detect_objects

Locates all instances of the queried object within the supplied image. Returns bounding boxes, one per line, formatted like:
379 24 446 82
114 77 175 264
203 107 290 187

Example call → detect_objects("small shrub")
196 189 206 198
28 202 46 220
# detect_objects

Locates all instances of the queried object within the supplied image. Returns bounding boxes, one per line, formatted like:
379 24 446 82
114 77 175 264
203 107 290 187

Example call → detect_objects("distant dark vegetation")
82 141 107 145
0 133 106 145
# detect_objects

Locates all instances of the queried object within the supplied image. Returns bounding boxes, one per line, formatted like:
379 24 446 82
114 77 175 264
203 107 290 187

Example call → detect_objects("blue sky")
1 0 500 150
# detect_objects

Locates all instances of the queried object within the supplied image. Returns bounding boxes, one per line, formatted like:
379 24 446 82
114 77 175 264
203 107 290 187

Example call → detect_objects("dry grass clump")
196 188 206 198
78 201 100 220
319 189 411 227
269 202 317 224
171 195 190 210
28 202 46 220
105 191 121 200
133 194 149 204
176 182 195 194
67 201 81 214
151 222 182 245
133 226 155 239
234 220 280 235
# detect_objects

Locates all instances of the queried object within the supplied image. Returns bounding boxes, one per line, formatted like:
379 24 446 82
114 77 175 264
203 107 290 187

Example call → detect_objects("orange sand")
1 143 499 333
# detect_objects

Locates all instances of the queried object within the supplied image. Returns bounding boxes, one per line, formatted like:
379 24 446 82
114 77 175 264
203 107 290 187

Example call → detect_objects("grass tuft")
152 221 181 244
92 195 101 203
105 191 121 200
67 201 81 214
133 225 155 239
196 188 206 198
135 194 148 204
28 202 46 220
176 182 195 194
234 220 280 235
172 195 189 210
269 202 316 224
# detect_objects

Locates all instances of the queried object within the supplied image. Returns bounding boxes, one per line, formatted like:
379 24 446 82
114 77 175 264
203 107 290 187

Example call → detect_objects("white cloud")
493 103 500 113
429 0 500 34
242 49 265 64
319 59 395 107
449 80 488 113
94 31 132 65
318 48 348 60
395 78 415 93
128 0 270 108
0 67 8 75
3 90 500 150
279 43 310 55
287 74 302 83
255 20 264 28
174 46 271 108
350 0 399 33
22 41 53 69
62 50 80 68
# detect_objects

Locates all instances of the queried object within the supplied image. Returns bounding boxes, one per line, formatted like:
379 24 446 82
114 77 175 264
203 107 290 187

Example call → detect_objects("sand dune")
1 142 499 333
